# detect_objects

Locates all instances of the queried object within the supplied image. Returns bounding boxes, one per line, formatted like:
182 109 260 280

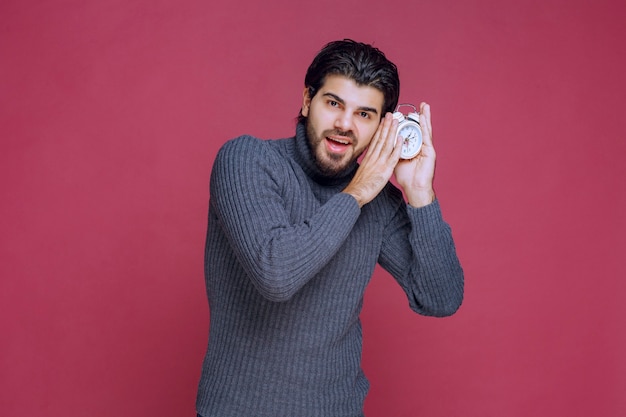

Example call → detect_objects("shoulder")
217 135 268 159
379 181 405 210
211 136 288 187
362 181 407 224
361 180 405 213
213 135 284 169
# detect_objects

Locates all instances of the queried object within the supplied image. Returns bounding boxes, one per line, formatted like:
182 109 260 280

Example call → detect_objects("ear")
301 87 311 117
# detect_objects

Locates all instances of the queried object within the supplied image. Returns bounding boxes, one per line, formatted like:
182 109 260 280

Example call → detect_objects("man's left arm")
379 198 464 317
381 103 464 316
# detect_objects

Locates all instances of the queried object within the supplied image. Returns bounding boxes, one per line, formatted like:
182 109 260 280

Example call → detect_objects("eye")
359 111 370 119
328 100 339 107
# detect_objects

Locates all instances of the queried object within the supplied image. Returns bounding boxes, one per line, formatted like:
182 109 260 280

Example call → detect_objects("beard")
305 121 360 178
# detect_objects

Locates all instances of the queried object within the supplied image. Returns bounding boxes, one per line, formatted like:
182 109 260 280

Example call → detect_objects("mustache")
323 129 356 142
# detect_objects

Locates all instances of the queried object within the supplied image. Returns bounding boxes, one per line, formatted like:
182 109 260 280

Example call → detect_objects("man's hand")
343 113 402 207
394 102 436 208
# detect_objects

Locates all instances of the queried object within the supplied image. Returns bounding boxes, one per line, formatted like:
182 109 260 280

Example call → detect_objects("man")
196 39 464 417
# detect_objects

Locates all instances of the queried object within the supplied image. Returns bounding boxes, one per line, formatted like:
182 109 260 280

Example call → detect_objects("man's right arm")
209 137 361 302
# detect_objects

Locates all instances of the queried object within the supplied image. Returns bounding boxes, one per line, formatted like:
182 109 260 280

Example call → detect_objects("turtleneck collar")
290 122 359 187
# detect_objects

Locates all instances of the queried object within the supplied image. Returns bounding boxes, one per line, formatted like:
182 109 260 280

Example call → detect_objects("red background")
1 0 625 416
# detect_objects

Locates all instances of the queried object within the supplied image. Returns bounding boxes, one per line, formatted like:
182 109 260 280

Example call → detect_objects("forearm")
380 200 464 316
235 193 360 301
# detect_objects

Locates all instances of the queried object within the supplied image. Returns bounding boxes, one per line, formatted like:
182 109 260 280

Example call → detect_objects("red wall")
1 1 624 416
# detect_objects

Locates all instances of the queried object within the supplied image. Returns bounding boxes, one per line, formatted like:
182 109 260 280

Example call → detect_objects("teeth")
329 137 349 144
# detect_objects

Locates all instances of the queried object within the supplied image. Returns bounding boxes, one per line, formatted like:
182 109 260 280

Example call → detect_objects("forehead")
318 75 384 113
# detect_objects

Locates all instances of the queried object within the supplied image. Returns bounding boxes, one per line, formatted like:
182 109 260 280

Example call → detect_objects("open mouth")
325 136 351 153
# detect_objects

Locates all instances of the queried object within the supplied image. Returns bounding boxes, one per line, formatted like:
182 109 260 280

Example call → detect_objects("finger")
382 113 399 155
419 102 433 147
369 113 395 156
360 116 386 163
392 132 403 159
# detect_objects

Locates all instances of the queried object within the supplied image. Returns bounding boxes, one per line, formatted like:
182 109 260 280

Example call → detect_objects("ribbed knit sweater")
196 123 464 417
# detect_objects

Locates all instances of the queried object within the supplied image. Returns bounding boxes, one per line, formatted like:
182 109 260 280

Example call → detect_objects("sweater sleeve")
209 137 361 302
378 196 464 317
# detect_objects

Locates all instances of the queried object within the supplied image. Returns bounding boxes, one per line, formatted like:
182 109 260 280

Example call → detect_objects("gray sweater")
196 123 464 417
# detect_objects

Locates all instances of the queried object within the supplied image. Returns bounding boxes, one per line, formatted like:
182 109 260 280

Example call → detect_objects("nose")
334 111 353 132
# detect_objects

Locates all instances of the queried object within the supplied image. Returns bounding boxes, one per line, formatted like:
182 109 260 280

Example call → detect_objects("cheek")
359 123 379 146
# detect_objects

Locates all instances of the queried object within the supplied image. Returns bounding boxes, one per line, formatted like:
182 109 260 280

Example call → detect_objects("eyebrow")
322 92 380 116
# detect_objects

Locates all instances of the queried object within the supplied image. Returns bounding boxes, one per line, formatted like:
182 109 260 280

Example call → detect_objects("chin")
315 151 355 177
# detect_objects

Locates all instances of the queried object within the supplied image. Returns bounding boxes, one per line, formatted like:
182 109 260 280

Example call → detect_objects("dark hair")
297 39 400 124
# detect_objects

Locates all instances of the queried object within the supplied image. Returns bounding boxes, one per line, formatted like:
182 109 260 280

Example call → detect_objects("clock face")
398 122 422 159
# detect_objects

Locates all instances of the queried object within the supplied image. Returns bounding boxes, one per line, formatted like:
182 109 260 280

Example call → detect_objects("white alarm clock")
392 104 423 159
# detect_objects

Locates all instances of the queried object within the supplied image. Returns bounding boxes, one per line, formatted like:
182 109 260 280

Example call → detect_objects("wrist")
406 188 435 208
342 190 365 208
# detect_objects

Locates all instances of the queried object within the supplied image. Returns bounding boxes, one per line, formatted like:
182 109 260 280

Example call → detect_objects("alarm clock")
392 104 423 159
